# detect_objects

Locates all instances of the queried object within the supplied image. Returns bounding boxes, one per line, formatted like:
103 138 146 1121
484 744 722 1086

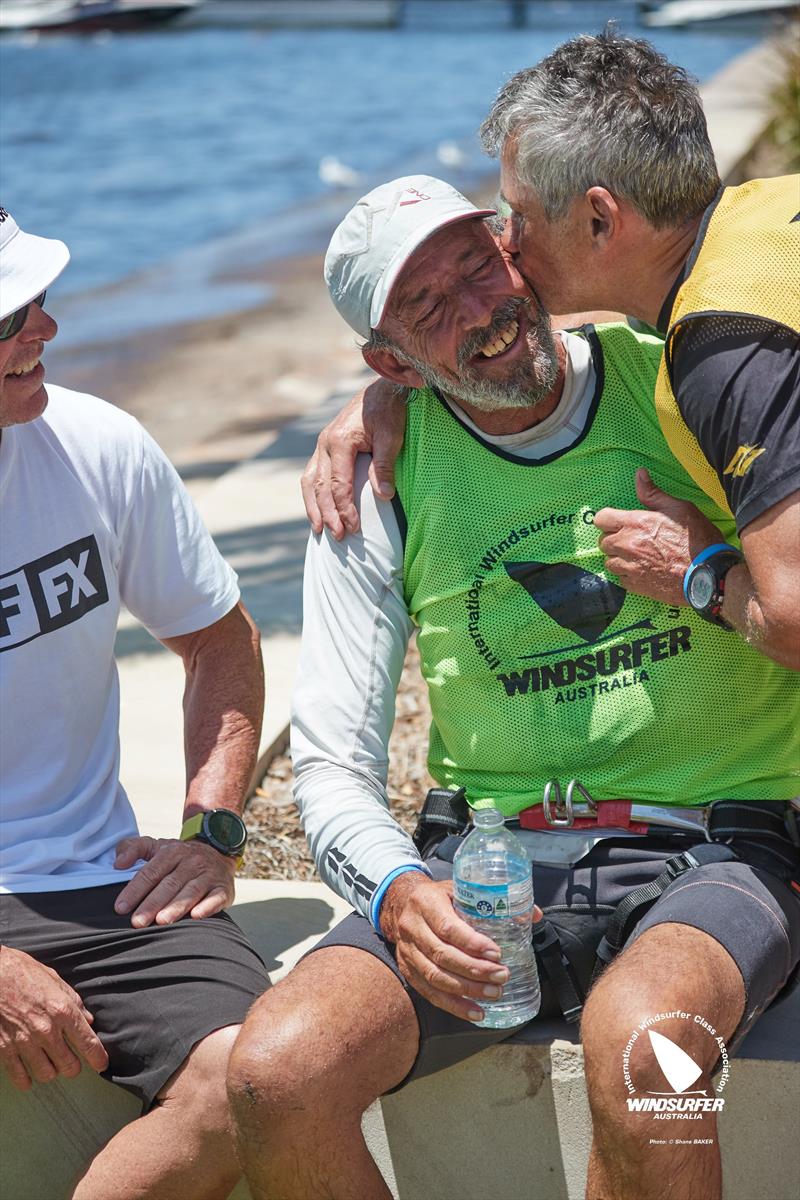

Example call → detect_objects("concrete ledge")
367 979 800 1200
5 880 797 1199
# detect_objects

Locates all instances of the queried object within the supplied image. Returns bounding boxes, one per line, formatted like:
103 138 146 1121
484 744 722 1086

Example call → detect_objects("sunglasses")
0 291 47 341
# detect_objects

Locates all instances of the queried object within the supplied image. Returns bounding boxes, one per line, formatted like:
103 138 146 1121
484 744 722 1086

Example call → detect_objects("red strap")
519 800 648 834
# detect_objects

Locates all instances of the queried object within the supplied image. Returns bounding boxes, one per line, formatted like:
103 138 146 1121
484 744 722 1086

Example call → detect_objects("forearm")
179 603 265 817
293 757 428 923
722 563 799 671
722 493 800 672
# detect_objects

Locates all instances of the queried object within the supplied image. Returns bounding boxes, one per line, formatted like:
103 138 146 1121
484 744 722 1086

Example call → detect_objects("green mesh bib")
394 324 799 815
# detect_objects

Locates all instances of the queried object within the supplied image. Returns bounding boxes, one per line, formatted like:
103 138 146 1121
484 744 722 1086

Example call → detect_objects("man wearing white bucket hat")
0 207 269 1198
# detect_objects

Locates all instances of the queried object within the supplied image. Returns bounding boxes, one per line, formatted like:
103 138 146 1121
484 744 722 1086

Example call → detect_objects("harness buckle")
543 780 572 827
542 779 599 828
665 849 700 880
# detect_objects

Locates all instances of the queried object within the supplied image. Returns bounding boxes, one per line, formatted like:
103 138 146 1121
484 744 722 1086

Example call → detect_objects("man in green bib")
228 178 800 1200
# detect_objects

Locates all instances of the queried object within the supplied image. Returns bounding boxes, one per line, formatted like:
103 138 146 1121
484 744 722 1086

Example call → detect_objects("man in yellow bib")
228 178 800 1200
303 30 799 673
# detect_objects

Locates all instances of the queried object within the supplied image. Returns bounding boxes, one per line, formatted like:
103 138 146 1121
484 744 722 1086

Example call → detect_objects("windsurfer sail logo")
463 515 696 704
622 1012 729 1118
504 561 629 644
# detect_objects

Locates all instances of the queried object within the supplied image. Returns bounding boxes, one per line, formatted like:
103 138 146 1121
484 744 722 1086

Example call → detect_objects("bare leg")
71 1025 242 1200
227 947 419 1200
582 923 745 1200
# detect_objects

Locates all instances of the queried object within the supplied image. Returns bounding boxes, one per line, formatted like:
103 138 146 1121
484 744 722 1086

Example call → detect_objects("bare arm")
114 601 265 925
722 492 800 670
596 472 800 670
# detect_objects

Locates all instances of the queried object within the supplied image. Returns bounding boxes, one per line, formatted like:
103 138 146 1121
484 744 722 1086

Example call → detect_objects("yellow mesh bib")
655 176 800 508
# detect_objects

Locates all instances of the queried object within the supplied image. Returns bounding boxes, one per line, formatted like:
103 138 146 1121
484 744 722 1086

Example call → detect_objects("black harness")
414 791 800 1023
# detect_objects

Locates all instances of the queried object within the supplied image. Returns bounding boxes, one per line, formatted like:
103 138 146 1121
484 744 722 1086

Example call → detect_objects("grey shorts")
0 884 271 1111
311 829 800 1091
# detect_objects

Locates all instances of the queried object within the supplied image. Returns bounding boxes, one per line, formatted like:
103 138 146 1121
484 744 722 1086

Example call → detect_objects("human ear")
362 345 425 389
584 187 620 247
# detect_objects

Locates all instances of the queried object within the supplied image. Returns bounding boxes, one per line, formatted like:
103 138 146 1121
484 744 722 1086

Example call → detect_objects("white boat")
180 1 400 29
0 0 201 33
640 0 798 28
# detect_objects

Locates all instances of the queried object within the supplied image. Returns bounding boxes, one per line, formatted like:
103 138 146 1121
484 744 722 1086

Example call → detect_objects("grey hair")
480 27 720 229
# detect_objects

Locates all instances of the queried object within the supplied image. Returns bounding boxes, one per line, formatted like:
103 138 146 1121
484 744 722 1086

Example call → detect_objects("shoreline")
46 177 502 470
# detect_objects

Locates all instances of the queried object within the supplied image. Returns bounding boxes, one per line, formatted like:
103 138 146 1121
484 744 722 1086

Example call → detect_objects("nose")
458 285 493 334
21 301 58 344
501 215 519 256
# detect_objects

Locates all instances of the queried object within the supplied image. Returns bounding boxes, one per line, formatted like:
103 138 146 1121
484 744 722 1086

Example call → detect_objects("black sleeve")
670 316 800 531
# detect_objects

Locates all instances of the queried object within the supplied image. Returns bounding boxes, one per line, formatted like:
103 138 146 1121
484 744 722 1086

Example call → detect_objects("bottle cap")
472 807 505 829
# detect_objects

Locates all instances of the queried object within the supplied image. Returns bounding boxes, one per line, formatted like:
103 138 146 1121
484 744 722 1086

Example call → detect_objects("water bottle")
452 807 540 1029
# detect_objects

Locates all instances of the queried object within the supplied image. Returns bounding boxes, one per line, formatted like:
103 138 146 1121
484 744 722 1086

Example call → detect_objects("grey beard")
405 298 560 413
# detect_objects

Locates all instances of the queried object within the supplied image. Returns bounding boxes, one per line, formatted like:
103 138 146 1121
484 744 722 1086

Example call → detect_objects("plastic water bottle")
452 807 540 1029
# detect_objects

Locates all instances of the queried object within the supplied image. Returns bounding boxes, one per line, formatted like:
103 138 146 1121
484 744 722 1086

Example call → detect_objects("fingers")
1 1050 34 1091
114 841 182 919
65 1016 109 1074
395 883 513 1022
115 842 235 927
301 449 324 535
365 388 406 502
114 835 155 870
327 439 361 537
189 885 231 920
593 507 628 534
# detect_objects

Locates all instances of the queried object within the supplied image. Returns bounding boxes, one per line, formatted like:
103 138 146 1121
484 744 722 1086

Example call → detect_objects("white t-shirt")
292 332 597 924
0 385 240 893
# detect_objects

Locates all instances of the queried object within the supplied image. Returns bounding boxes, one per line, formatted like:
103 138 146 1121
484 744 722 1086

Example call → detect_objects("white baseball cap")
324 175 495 339
0 206 70 321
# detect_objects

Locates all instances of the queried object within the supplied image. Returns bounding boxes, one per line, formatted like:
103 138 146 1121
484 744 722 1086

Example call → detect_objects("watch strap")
180 813 205 842
683 542 742 629
179 811 245 868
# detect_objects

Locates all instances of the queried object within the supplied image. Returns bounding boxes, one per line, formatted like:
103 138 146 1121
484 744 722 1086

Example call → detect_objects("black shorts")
311 828 800 1091
0 884 270 1111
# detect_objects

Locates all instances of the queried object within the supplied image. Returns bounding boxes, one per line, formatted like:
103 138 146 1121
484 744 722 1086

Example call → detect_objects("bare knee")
582 924 743 1131
228 948 417 1133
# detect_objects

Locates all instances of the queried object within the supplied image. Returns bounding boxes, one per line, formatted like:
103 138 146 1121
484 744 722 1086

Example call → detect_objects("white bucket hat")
0 206 70 321
324 175 495 339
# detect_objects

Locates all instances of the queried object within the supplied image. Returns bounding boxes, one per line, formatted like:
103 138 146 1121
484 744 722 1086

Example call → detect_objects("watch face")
688 565 716 610
206 809 246 853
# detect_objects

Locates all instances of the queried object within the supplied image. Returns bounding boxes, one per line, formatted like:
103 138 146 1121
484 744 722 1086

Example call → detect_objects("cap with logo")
0 207 70 321
324 175 496 339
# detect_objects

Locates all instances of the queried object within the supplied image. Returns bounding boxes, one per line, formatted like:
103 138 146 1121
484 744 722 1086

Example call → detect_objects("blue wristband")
369 864 428 933
683 543 741 604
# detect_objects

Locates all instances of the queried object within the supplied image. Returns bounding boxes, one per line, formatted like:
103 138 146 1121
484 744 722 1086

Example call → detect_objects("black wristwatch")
683 543 743 630
180 808 248 865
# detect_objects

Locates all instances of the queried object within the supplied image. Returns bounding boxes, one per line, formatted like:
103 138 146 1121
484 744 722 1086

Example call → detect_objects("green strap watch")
180 808 247 868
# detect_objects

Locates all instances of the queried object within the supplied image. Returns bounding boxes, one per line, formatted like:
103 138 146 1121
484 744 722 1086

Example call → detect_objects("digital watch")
180 808 247 867
683 543 743 630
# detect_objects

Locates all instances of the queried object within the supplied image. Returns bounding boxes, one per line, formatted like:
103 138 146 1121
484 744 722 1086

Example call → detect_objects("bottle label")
453 876 533 919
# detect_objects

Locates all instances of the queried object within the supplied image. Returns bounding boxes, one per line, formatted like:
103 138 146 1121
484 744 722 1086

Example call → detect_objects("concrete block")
370 981 800 1200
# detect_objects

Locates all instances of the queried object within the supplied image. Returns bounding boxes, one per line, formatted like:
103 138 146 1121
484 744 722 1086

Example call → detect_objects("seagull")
319 156 362 188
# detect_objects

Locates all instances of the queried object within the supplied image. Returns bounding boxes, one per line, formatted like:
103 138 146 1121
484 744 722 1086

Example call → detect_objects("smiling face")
0 297 58 429
378 217 559 414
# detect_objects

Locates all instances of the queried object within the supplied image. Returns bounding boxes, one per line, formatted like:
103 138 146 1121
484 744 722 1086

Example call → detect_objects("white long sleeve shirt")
291 331 596 925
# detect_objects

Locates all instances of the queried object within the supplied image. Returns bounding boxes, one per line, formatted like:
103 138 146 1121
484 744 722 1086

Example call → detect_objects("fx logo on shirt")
0 535 109 651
